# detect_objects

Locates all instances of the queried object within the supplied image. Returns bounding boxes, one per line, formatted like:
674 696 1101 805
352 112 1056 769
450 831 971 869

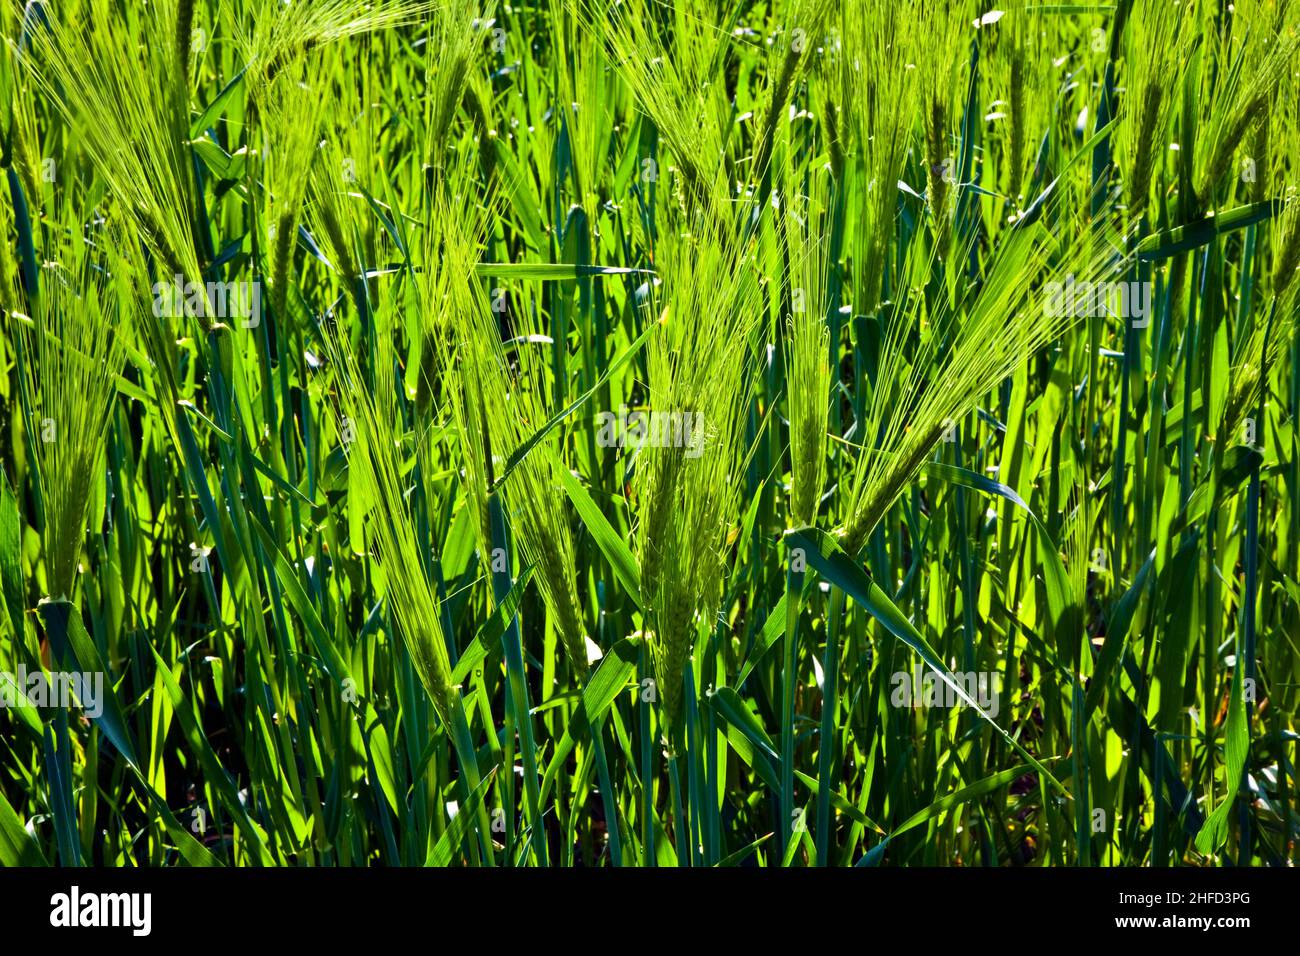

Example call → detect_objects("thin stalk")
781 548 804 861
816 585 845 865
488 496 548 866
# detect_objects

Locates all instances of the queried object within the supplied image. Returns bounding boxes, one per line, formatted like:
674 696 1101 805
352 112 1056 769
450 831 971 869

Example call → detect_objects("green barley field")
0 0 1297 869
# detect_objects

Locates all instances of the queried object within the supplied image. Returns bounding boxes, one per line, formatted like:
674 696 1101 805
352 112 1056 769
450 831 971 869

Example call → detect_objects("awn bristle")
325 312 460 724
784 163 834 528
14 229 130 601
634 205 761 732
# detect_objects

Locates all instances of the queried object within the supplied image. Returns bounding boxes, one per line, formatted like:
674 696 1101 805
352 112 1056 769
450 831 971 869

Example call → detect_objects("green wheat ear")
837 204 1131 556
1115 0 1185 215
323 303 459 724
16 0 206 307
781 151 834 528
421 0 487 174
633 196 763 733
1225 184 1300 438
12 216 130 602
421 154 496 570
243 0 437 90
1190 19 1297 215
987 2 1059 209
255 51 331 328
591 0 735 215
424 165 592 672
834 0 920 317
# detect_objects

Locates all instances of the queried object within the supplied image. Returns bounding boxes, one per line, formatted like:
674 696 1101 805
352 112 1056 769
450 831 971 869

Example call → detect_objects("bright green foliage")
0 0 1296 868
